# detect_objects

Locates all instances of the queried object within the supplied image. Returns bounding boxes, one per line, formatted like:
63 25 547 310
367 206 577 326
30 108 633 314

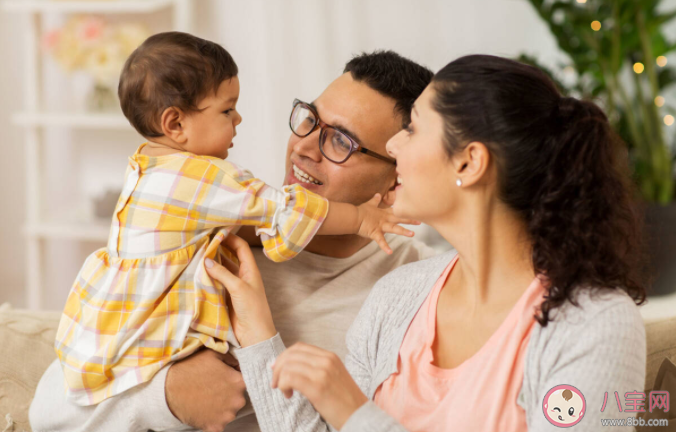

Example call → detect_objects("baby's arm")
319 194 419 254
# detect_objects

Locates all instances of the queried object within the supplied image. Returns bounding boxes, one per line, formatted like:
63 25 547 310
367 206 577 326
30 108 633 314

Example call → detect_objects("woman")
206 55 647 431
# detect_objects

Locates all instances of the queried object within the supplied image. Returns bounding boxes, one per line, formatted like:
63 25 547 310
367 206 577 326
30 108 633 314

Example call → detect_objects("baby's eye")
552 407 561 412
568 407 575 416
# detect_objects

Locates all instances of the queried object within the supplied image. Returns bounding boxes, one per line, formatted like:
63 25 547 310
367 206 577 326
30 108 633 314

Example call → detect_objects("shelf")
24 221 109 241
12 111 133 130
1 0 175 13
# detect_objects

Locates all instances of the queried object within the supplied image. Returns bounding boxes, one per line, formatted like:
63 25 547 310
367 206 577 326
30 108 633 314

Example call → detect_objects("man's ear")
454 141 490 187
159 107 188 144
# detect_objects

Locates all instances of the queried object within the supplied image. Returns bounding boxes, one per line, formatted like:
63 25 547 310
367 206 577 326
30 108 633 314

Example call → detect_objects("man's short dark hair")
343 50 433 127
118 31 238 138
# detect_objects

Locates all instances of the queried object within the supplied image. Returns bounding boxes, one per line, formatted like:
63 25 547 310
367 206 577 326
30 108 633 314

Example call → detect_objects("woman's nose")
386 129 405 158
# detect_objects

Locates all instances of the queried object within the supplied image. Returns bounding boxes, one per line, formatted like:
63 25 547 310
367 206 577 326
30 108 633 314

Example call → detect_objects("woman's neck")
433 197 535 312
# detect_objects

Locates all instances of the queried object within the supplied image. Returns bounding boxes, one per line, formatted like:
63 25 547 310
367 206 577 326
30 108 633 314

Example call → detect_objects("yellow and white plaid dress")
55 144 328 406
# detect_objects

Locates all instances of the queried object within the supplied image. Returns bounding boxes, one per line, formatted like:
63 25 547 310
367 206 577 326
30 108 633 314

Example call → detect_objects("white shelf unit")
2 0 193 310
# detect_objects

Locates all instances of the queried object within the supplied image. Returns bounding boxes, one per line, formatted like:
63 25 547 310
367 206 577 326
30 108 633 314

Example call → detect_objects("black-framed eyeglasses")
289 99 396 165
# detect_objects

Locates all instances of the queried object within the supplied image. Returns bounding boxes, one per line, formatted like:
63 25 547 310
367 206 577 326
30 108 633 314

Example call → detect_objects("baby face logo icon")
543 385 586 427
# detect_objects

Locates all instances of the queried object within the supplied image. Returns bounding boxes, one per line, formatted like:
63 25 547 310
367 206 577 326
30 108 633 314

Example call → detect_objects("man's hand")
165 348 246 432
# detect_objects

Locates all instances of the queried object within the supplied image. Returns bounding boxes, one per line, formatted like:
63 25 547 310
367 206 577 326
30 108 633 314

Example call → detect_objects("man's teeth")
293 165 322 185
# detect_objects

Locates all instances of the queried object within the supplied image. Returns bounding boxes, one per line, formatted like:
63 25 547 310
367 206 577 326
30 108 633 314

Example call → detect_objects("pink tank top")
374 257 545 431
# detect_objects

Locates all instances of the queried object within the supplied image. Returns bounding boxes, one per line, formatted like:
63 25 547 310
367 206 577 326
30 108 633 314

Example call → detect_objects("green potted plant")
519 0 676 296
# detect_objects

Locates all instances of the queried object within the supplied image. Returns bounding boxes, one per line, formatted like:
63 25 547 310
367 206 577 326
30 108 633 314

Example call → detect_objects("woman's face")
386 85 459 224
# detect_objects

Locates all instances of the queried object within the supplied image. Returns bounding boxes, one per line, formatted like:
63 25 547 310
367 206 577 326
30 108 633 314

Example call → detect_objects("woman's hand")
205 234 277 347
271 342 369 430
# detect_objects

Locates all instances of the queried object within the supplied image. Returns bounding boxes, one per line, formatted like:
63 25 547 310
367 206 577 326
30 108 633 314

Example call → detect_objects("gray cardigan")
237 251 646 432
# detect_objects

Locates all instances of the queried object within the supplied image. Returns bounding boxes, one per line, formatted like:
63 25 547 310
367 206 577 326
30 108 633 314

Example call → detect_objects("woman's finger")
222 234 263 286
271 345 327 388
221 255 240 275
275 363 318 400
205 258 244 295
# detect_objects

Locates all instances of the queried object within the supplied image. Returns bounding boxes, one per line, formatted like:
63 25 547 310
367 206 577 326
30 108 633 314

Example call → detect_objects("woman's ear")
454 141 490 187
159 107 188 144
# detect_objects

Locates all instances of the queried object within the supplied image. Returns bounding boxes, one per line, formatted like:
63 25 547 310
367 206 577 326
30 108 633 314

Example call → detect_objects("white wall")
0 0 566 309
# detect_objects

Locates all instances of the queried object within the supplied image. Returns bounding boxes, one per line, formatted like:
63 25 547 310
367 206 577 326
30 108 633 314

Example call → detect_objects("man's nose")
292 129 323 162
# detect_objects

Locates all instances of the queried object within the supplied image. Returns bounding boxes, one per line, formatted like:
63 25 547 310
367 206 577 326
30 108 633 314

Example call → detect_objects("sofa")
1 302 675 432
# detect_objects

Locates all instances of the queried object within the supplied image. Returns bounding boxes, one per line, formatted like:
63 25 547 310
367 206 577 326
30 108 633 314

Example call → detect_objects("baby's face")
183 76 242 159
543 388 585 426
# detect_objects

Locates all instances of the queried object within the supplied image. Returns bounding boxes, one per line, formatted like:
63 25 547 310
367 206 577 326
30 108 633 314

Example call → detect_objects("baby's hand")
356 194 420 254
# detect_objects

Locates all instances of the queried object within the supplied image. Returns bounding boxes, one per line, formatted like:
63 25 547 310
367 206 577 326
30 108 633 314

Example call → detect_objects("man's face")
283 73 401 205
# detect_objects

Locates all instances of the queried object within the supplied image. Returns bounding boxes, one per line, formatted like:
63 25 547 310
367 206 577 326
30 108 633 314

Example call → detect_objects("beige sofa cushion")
645 316 676 392
0 304 60 432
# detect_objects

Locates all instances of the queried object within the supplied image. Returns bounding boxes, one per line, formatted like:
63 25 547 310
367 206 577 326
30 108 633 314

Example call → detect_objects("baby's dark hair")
118 31 238 138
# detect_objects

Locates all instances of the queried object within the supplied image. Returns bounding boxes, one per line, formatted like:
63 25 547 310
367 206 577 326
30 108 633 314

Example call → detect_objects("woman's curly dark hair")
431 55 647 326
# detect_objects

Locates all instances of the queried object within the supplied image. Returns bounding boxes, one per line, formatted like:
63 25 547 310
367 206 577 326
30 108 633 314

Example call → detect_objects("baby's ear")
160 106 187 144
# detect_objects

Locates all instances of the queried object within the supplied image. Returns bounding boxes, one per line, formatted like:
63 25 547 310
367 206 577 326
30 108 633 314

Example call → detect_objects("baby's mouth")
558 415 563 421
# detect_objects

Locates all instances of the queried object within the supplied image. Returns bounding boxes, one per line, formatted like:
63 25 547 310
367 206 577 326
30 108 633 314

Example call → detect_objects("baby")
55 32 413 405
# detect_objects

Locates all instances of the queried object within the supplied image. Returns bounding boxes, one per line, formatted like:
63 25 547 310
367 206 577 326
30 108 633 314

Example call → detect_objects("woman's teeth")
293 165 322 185
397 176 403 185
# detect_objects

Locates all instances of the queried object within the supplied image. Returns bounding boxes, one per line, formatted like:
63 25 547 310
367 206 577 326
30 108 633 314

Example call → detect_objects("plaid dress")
55 144 328 406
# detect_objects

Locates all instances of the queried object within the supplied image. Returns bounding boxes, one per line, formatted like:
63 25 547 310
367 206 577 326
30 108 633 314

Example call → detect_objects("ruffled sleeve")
198 158 329 262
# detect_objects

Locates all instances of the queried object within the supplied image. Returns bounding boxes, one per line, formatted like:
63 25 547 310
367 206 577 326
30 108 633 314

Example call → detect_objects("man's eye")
332 133 351 151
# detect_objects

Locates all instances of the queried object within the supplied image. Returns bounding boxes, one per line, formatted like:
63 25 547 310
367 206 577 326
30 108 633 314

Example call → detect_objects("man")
30 50 435 432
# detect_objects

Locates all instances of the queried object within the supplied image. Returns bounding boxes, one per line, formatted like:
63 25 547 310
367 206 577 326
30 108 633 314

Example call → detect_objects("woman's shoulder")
527 287 646 365
355 251 457 332
370 250 457 301
544 287 643 330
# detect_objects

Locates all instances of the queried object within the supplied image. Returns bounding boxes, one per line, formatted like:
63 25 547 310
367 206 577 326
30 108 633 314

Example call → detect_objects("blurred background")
0 0 675 314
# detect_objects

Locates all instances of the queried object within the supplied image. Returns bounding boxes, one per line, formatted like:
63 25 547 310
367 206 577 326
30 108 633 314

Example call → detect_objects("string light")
657 56 668 67
591 20 601 31
633 62 645 74
577 0 587 3
664 115 674 126
655 96 665 107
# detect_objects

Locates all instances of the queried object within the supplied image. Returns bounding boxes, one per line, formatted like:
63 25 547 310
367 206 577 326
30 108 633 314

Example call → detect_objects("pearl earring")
456 179 462 187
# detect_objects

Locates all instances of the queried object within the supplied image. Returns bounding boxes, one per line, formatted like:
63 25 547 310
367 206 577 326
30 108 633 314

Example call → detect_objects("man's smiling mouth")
293 164 323 185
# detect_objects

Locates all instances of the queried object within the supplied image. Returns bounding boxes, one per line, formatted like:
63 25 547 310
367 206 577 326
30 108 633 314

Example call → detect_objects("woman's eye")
404 124 414 135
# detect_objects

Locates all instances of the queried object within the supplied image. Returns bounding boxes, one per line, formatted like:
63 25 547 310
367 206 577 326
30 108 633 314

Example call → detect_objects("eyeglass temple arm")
357 147 397 165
